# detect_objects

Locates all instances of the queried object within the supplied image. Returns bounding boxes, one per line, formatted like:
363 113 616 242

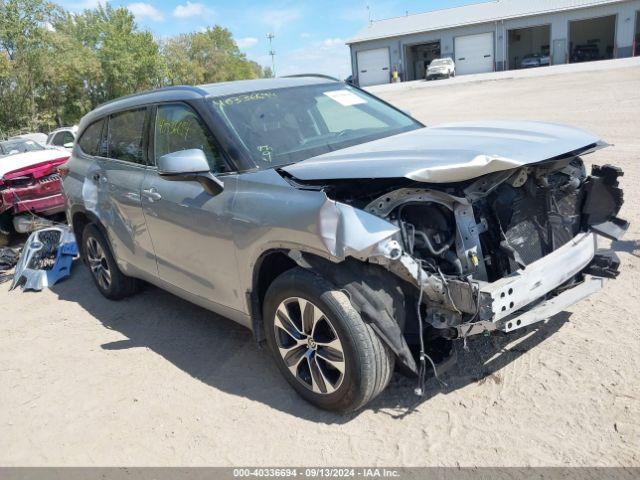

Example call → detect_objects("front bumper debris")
456 231 620 337
400 229 622 338
481 232 597 323
497 276 604 333
10 226 78 291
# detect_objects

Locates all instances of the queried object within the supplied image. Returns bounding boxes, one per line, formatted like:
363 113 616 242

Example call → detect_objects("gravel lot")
1 64 639 467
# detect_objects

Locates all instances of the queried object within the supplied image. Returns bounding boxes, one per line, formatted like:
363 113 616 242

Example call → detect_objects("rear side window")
108 108 147 164
154 103 226 173
78 120 105 156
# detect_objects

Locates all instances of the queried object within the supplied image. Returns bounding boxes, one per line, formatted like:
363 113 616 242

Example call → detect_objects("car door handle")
142 188 162 202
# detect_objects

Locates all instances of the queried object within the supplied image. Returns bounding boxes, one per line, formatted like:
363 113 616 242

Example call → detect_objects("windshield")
210 83 421 168
0 139 44 157
430 59 449 66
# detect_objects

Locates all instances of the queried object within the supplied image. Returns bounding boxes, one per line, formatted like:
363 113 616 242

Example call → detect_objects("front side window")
154 103 225 173
107 108 146 164
210 83 421 168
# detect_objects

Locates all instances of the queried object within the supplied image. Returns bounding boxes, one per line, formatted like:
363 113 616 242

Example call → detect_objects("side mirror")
157 149 224 196
63 142 74 149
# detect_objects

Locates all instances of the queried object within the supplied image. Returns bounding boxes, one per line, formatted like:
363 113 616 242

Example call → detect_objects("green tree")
55 4 165 105
262 66 274 78
162 27 264 85
0 0 60 133
39 29 101 128
0 1 270 136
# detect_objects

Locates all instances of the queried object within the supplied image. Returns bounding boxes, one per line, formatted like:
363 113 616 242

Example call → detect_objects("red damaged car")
0 147 69 245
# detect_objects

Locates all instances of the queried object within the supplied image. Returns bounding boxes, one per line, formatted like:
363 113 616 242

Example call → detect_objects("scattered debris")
10 226 77 291
0 246 21 284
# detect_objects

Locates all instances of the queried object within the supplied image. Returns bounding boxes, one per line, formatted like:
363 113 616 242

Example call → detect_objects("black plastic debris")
0 246 21 284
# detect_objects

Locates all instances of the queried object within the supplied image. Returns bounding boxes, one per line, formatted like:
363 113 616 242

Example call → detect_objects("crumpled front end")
283 151 627 377
363 160 627 340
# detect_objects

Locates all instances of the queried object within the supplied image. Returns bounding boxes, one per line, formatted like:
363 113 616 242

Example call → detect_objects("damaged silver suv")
63 76 627 412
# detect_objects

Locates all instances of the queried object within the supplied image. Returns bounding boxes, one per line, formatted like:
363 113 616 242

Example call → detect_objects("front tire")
81 224 139 300
263 268 394 413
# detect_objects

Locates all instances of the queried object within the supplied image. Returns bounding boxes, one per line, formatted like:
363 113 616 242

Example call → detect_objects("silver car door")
140 102 243 311
98 107 157 278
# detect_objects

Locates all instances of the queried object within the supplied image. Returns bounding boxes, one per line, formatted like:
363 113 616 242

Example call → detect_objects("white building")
347 0 640 86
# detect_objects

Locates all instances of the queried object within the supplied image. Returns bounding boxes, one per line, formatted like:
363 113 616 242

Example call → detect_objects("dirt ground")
1 65 639 467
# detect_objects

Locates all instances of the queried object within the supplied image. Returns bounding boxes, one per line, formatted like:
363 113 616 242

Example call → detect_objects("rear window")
78 120 105 156
0 139 44 156
107 108 147 164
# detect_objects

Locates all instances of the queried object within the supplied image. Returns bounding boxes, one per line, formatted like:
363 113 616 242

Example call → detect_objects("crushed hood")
282 121 602 183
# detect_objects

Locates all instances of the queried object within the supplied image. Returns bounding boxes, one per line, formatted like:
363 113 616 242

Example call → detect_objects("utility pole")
266 33 276 77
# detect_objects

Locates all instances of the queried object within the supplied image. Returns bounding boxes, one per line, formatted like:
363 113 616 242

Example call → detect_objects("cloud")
262 7 301 31
278 39 351 79
128 2 164 22
322 38 344 47
236 37 258 49
172 1 210 19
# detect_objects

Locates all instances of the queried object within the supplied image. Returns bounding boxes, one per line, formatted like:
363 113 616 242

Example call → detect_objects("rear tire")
263 267 394 413
81 224 139 300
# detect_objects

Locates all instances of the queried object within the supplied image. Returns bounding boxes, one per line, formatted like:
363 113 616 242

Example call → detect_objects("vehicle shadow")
52 264 570 424
368 313 568 418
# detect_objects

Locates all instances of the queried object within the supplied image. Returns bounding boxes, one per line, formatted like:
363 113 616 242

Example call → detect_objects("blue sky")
58 0 487 78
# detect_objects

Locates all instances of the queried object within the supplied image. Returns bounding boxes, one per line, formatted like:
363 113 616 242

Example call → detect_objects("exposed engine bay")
287 154 627 376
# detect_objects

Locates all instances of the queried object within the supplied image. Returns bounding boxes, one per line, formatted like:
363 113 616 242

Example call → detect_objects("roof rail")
95 85 209 109
282 74 341 82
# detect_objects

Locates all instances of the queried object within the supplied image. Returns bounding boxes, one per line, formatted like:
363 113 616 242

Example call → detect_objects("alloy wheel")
85 237 111 290
273 297 346 394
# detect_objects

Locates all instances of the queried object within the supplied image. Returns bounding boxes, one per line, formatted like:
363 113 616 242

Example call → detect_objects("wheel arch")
70 206 109 259
249 248 337 343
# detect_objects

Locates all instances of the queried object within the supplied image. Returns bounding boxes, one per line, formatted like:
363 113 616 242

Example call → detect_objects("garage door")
357 48 390 87
454 32 494 75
